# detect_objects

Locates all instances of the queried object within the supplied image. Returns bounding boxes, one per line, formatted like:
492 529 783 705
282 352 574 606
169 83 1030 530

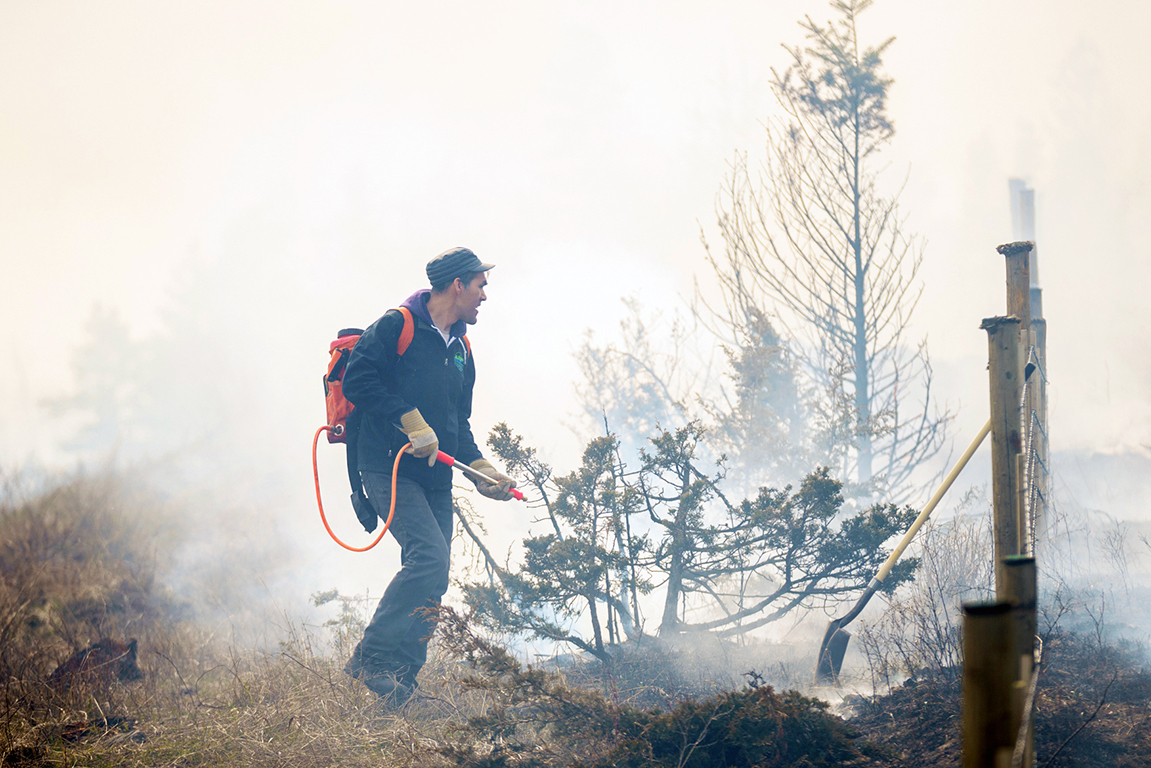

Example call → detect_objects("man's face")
456 272 488 325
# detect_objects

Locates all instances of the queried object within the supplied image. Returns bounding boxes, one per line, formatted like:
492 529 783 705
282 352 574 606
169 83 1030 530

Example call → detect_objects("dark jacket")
342 290 483 490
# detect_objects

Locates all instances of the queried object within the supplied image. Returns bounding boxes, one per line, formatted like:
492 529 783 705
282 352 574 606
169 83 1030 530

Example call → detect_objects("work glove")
399 409 439 467
469 459 517 501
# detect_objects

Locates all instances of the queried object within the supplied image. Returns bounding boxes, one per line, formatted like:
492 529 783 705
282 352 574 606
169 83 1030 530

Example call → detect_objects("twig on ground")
1040 668 1118 768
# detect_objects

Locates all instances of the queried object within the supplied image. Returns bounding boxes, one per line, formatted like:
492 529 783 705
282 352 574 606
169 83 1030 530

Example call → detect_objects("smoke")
4 0 1151 664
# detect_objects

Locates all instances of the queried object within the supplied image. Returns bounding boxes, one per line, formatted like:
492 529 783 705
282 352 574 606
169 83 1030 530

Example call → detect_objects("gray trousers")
348 472 453 685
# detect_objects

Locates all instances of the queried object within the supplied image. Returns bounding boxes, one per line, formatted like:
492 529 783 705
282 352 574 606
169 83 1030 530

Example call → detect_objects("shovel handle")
815 419 992 685
436 450 525 501
874 418 992 583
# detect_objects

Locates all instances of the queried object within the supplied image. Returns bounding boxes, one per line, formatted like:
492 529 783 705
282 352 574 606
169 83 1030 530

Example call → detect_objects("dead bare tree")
573 298 717 456
699 0 949 500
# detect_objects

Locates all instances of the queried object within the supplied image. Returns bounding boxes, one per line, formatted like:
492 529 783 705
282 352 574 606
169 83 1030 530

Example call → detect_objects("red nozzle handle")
436 450 524 501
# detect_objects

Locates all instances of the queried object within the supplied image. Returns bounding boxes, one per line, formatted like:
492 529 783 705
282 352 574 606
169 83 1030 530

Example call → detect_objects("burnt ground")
849 630 1151 767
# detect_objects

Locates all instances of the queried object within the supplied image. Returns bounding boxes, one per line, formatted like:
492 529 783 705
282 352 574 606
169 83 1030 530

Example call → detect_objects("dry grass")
0 470 521 767
0 470 890 768
9 469 1147 767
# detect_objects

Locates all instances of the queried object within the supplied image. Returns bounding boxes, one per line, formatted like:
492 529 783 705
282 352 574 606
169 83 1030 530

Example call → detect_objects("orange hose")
312 425 406 552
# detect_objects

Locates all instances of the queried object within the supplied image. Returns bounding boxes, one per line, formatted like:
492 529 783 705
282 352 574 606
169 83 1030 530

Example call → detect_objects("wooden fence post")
982 315 1023 596
963 601 1018 768
1000 242 1034 554
1003 556 1037 767
1031 317 1048 542
997 242 1032 341
1008 183 1049 543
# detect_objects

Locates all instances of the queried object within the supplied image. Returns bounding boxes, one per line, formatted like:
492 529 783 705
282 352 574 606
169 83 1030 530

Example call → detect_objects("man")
341 246 517 703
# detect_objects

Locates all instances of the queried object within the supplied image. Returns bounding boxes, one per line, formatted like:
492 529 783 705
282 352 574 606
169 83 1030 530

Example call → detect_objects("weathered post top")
995 241 1034 258
979 315 1022 333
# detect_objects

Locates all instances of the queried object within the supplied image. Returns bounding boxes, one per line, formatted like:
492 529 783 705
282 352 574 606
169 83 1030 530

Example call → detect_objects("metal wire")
1011 636 1044 768
1030 413 1049 442
1018 344 1049 556
1030 352 1049 385
1025 411 1043 552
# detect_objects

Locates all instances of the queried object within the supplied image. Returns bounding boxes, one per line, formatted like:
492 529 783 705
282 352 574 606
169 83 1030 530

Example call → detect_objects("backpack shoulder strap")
393 306 469 358
396 307 415 356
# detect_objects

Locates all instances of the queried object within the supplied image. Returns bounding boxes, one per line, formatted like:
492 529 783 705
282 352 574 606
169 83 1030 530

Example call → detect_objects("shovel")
814 418 992 685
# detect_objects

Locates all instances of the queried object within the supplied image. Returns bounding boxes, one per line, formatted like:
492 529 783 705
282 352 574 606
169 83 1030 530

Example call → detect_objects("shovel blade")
814 624 852 685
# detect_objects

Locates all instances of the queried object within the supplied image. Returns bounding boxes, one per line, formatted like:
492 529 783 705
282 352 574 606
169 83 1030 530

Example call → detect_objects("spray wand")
434 450 525 501
312 434 524 553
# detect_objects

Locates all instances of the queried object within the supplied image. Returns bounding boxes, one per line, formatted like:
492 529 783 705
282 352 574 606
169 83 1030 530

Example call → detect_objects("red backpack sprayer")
312 319 523 553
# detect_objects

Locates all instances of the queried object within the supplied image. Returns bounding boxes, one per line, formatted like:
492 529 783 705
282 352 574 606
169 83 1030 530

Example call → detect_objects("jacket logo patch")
454 351 465 372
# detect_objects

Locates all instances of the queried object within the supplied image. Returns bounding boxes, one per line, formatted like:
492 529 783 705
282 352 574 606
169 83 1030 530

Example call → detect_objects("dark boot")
345 655 412 706
361 671 413 706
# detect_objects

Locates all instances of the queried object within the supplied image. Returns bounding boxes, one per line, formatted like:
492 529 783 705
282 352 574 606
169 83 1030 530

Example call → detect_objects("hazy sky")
3 1 1149 602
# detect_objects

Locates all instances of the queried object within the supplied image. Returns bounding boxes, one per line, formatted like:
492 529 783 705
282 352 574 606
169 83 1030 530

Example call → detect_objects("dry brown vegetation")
0 472 489 767
3 471 1150 767
0 472 888 767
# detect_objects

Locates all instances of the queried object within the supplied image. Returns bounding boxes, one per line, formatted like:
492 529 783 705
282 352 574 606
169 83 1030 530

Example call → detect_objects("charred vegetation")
849 625 1151 768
